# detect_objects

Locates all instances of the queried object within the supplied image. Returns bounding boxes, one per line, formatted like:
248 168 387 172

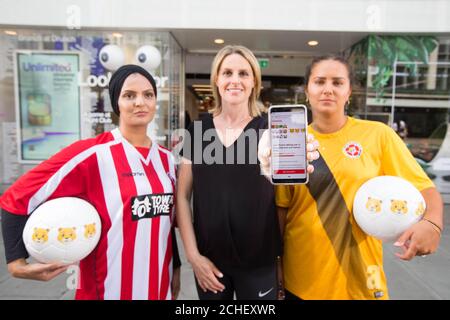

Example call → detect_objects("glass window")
0 29 182 186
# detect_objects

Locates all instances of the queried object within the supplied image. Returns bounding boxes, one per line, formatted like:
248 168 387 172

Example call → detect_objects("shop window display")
0 29 182 188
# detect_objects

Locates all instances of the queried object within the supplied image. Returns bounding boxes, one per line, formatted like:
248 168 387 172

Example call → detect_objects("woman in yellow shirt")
275 55 443 300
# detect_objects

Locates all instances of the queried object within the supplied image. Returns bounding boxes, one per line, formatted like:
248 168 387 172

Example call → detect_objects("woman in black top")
176 45 317 300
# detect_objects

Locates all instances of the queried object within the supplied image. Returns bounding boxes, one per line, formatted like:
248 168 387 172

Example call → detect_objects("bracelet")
422 218 442 236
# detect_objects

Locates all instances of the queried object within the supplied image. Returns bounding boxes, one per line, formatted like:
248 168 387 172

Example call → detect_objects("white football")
353 176 426 242
23 197 101 264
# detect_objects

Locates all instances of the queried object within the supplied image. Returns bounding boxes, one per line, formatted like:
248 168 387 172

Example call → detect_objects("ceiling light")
214 38 225 44
4 30 17 36
112 32 123 38
308 40 319 47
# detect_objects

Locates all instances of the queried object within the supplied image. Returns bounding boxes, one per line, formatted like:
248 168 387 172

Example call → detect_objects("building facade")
0 0 449 199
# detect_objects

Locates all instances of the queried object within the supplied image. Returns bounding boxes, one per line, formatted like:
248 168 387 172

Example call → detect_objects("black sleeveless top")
181 113 282 268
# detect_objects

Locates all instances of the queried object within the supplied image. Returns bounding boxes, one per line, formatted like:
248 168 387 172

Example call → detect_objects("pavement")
0 207 449 300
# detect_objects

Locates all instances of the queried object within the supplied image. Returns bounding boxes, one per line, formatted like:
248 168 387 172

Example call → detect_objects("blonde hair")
209 45 263 117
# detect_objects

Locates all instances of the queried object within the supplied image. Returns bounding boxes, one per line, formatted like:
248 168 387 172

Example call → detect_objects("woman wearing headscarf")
0 65 181 300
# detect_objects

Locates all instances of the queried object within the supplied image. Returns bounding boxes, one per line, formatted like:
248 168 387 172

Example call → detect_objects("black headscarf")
108 64 157 116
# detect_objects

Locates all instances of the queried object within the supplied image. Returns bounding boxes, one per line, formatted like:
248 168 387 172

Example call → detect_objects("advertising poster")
15 51 81 163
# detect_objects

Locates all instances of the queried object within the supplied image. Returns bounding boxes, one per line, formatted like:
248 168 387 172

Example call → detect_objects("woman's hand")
8 258 69 281
394 219 441 260
172 266 181 299
258 130 320 179
190 254 225 294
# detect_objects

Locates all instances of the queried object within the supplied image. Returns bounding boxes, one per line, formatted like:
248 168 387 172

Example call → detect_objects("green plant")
348 35 438 98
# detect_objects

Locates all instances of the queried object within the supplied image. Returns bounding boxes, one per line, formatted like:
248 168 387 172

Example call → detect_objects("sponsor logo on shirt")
122 172 145 177
258 287 274 298
343 141 363 158
131 193 174 220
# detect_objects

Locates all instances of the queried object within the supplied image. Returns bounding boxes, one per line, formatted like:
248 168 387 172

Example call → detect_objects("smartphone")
268 105 308 184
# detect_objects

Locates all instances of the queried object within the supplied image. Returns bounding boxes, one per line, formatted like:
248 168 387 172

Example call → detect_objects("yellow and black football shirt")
276 117 434 300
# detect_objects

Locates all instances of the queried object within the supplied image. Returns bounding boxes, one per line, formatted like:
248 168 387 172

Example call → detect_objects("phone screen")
269 105 308 184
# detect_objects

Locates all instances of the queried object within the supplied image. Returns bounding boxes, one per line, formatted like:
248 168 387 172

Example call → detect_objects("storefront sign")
258 59 269 69
78 72 169 88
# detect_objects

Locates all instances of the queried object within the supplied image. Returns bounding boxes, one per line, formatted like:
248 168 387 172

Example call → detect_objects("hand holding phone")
268 105 308 184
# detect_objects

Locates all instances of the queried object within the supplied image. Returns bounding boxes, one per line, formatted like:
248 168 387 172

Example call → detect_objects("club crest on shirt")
343 141 363 158
131 193 174 220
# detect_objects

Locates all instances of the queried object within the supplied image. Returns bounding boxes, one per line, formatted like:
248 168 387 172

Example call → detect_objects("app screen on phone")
270 109 307 181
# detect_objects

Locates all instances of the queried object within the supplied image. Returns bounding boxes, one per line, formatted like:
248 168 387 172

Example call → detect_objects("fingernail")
394 242 403 246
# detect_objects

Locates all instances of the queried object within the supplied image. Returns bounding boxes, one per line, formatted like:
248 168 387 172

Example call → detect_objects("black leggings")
195 262 279 300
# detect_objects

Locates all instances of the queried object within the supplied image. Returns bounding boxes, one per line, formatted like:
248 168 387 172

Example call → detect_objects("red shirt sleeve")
0 137 103 215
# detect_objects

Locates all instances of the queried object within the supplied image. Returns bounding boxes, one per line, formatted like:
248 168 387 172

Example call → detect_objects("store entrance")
185 73 308 123
184 52 313 125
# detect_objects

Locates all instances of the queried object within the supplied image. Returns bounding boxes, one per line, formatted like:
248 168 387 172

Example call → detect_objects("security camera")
99 44 125 71
135 45 162 71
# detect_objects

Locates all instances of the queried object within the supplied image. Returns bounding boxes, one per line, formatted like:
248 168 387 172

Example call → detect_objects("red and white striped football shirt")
0 128 177 300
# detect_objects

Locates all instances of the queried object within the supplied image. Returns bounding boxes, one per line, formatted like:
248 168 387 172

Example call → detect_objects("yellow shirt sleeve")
275 185 293 208
380 125 435 191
